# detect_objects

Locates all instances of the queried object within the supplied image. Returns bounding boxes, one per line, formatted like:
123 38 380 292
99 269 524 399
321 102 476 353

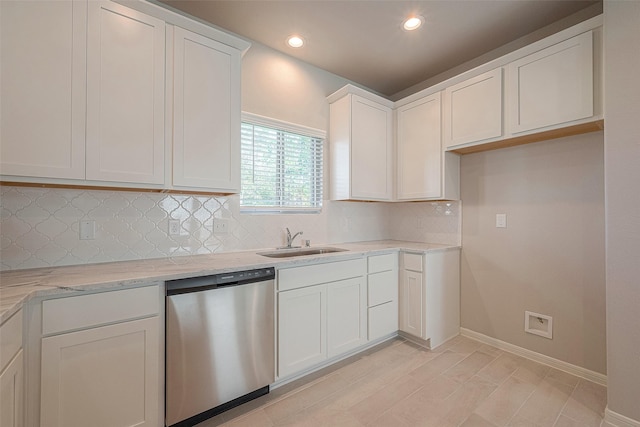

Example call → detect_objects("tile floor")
196 335 607 427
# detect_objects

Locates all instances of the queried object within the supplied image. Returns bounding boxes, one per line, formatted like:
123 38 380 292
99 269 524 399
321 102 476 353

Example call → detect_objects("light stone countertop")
0 240 460 323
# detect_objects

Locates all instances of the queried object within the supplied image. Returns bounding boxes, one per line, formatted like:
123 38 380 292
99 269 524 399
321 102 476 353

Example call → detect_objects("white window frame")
240 112 325 214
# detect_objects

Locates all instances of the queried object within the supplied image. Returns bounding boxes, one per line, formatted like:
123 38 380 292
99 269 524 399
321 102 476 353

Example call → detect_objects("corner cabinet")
399 249 460 349
396 92 460 200
169 26 241 193
39 285 161 427
328 86 394 201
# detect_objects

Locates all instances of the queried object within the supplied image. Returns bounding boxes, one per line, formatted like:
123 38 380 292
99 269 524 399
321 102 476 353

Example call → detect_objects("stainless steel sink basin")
257 247 347 258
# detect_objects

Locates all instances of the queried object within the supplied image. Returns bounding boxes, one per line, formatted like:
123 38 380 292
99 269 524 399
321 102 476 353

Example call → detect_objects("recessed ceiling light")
403 16 424 31
287 35 305 48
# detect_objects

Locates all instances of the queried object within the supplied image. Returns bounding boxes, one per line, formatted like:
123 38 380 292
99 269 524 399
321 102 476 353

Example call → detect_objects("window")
240 113 324 212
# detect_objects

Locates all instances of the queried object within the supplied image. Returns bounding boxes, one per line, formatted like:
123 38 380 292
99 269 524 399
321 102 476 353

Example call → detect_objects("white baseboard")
602 407 640 427
460 328 607 386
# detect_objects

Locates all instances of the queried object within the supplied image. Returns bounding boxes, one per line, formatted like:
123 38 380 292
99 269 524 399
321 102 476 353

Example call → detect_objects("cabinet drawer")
367 253 397 274
403 252 423 272
278 258 366 291
368 301 398 341
42 285 160 335
0 309 22 373
368 270 397 307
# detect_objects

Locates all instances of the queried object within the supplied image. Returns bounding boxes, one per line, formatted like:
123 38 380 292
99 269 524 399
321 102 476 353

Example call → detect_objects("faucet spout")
283 227 303 248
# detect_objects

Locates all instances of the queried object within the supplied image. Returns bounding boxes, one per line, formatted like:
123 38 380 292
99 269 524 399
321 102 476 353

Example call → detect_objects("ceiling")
160 0 601 97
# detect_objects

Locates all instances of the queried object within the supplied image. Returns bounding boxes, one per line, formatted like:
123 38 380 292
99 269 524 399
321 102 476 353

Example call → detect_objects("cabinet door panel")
368 270 397 307
172 27 241 191
327 277 367 357
350 95 392 200
396 93 442 200
0 350 23 427
0 0 86 179
400 270 423 338
368 301 398 341
86 1 165 184
444 68 503 148
40 317 160 427
508 31 593 133
278 285 327 378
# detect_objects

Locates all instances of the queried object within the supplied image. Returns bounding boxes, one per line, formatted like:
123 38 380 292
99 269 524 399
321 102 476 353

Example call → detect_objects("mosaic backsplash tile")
0 186 460 270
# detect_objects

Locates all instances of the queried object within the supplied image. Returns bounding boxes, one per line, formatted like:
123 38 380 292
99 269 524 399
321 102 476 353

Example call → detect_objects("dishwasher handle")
166 267 275 296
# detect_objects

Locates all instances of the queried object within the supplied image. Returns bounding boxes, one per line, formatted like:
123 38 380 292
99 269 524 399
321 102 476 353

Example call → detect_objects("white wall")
603 1 640 424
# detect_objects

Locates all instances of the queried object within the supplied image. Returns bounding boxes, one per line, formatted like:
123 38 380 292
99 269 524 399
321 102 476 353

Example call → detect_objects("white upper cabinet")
0 0 87 180
397 92 447 200
329 86 393 201
443 68 503 149
170 27 241 192
85 1 165 185
507 31 593 134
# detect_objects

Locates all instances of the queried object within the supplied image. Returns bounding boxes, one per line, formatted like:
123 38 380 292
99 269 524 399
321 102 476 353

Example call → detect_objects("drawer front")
367 253 397 274
368 270 397 307
42 285 160 335
278 258 366 291
403 252 423 272
0 309 22 373
368 301 398 341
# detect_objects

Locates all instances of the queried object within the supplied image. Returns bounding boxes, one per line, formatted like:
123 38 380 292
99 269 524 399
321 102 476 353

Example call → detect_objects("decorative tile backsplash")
0 186 460 270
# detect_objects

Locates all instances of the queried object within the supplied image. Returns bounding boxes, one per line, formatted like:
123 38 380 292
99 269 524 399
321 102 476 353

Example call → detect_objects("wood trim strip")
0 181 234 197
451 119 604 155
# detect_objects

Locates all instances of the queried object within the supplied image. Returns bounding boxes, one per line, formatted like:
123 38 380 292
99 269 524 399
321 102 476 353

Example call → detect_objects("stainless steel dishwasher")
165 267 275 427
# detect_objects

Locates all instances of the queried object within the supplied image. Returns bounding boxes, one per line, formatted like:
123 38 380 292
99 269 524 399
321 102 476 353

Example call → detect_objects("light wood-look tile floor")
196 336 607 427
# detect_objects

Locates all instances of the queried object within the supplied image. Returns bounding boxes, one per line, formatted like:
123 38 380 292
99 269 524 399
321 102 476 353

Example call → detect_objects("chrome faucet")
283 227 303 249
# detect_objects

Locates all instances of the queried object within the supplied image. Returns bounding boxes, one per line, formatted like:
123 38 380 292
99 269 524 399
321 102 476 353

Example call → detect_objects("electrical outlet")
168 219 180 236
213 219 229 234
79 220 95 240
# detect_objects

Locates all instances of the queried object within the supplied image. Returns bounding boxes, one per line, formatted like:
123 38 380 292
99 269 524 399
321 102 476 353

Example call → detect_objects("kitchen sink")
257 247 347 258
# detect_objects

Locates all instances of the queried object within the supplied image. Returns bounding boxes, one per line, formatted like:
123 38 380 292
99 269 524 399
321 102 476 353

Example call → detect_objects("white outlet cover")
168 220 180 236
79 220 95 240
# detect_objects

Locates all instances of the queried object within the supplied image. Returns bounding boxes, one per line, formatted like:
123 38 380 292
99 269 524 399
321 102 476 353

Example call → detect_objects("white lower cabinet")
327 277 367 358
277 258 366 379
1 309 24 427
278 284 327 378
39 285 161 427
367 253 398 341
399 250 460 349
399 269 423 338
0 350 23 427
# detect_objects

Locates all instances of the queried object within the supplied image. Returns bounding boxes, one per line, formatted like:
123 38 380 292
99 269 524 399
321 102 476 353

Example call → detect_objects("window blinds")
240 121 323 212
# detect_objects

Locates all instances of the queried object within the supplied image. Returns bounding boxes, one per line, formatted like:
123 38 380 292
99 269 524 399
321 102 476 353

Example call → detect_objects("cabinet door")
327 277 367 358
399 270 423 338
85 1 165 184
0 350 23 427
396 93 442 200
508 31 593 134
351 95 393 200
278 285 327 378
443 68 503 148
40 317 160 427
172 27 241 192
0 0 86 179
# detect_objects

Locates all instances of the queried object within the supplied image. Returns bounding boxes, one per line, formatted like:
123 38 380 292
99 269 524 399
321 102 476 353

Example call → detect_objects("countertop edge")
0 241 460 324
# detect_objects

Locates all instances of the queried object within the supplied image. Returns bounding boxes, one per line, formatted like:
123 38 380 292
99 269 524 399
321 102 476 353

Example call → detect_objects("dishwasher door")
166 275 274 426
